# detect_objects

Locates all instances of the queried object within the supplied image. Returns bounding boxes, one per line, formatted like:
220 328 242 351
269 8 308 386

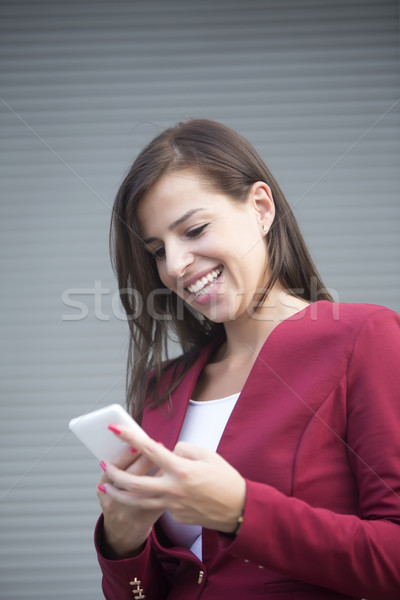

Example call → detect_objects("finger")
173 441 214 461
98 449 141 480
98 481 166 509
126 453 159 477
109 444 142 470
98 472 111 485
108 424 184 474
103 461 169 497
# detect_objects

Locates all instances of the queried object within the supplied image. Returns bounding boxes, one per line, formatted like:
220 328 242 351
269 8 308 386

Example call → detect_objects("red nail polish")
97 484 107 494
99 460 107 471
129 447 137 454
108 424 122 435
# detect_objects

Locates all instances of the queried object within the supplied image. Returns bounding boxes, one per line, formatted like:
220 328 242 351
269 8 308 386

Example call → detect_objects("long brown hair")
110 119 332 420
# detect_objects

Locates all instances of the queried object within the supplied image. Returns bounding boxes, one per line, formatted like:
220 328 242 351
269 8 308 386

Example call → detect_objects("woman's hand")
99 425 246 535
96 445 164 559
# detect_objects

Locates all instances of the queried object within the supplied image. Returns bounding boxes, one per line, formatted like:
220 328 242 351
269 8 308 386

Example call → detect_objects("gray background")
0 1 399 598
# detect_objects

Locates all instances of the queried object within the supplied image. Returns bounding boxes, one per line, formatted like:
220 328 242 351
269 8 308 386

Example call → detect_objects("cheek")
156 263 168 286
156 264 177 293
242 232 268 265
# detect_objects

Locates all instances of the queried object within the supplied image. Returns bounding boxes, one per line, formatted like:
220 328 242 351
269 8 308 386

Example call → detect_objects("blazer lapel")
141 340 221 450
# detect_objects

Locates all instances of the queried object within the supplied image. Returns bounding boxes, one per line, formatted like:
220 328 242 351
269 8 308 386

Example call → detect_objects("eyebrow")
142 208 205 244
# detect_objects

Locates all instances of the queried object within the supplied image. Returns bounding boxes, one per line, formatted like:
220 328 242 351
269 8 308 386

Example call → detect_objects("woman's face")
137 169 274 324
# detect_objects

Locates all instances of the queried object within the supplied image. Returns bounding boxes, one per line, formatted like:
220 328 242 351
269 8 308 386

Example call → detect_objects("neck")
221 286 309 361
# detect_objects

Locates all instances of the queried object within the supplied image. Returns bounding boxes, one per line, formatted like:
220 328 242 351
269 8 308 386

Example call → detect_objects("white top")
159 393 240 560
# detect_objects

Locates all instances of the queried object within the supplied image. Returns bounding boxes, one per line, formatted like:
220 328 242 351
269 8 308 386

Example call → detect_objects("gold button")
197 569 204 584
129 577 146 598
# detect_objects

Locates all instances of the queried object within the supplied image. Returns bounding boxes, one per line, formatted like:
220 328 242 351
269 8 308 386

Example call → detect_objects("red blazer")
95 302 400 599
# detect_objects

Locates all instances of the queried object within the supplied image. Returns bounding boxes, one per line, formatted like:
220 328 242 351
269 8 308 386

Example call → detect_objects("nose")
163 240 194 282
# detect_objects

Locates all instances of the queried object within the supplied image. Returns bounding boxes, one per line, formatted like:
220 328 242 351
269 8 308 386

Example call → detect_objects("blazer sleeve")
94 515 170 600
219 307 400 600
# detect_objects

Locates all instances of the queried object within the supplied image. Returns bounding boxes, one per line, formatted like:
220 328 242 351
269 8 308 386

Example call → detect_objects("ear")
248 181 275 233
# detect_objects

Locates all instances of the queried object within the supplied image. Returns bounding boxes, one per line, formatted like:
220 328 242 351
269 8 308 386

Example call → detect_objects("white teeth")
187 267 222 295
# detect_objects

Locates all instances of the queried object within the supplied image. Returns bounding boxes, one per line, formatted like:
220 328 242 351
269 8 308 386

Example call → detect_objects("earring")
263 224 269 233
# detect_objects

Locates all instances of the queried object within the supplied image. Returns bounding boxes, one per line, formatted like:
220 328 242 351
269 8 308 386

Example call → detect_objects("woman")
95 119 400 599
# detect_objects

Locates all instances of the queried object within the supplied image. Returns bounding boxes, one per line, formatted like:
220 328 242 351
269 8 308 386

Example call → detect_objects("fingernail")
97 484 107 494
108 424 122 435
129 446 137 454
99 460 107 471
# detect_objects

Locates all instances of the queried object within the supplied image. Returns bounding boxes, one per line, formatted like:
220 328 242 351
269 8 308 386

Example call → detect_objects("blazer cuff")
94 514 159 600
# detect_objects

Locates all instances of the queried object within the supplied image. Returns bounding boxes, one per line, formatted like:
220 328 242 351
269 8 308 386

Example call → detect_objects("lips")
186 266 223 295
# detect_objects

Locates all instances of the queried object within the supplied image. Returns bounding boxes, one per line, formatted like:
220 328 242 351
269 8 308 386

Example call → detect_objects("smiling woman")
137 171 275 320
95 119 400 600
110 119 332 418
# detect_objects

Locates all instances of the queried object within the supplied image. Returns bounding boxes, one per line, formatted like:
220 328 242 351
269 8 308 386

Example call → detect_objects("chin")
203 306 244 324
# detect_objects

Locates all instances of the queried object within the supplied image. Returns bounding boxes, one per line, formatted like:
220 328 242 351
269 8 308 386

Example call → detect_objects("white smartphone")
69 403 150 462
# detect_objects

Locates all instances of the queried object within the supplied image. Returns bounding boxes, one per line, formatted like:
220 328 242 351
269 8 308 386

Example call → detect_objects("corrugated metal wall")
0 1 399 598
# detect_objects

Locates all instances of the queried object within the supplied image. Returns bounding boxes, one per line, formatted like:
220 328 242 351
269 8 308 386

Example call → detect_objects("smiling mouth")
186 266 223 296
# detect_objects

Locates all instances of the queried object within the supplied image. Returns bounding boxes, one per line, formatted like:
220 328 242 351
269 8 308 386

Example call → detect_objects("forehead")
143 169 205 203
137 170 212 226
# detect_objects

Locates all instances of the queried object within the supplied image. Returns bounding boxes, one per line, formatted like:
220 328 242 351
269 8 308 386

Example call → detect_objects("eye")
186 224 208 239
151 245 165 260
